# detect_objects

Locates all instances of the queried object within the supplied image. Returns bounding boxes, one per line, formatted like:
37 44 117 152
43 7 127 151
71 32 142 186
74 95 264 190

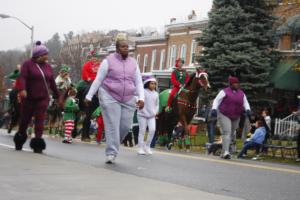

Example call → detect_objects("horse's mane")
184 72 196 88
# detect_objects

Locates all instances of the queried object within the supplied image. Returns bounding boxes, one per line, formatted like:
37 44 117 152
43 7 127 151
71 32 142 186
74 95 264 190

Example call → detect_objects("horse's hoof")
167 143 173 150
81 137 91 142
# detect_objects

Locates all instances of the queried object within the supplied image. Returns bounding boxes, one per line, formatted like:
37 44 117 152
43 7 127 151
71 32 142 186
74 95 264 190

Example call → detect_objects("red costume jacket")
81 61 100 81
171 69 189 88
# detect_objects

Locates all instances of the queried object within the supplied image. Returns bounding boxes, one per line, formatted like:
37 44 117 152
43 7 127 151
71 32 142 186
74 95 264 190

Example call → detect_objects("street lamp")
0 14 34 57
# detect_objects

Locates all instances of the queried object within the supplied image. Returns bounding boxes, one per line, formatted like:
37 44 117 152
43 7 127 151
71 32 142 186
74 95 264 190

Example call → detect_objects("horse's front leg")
182 118 191 152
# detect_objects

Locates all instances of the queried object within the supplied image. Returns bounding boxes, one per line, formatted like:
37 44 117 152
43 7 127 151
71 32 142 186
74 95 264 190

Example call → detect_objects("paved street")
0 129 300 200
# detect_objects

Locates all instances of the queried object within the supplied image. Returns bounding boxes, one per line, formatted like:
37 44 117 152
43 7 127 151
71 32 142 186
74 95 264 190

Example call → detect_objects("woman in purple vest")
86 39 144 164
211 76 251 159
14 41 60 153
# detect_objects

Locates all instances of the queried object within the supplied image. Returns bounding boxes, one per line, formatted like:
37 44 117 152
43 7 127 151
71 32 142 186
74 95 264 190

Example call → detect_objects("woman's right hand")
19 90 27 98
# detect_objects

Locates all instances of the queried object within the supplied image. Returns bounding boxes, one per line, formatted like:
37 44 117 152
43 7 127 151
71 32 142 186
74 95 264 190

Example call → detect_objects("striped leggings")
64 120 74 138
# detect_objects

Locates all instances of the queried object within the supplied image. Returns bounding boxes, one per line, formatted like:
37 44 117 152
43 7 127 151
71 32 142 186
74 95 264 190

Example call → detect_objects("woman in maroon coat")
14 41 60 153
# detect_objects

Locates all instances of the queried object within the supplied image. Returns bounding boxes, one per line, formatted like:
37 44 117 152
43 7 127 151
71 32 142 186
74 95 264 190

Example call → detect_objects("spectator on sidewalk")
295 95 300 162
238 117 267 159
262 109 271 132
205 100 217 144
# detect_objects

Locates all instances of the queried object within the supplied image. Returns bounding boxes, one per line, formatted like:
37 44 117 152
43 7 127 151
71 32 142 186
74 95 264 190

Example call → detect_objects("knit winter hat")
59 65 70 73
228 76 239 85
6 69 20 80
32 41 49 58
142 75 156 85
89 50 100 58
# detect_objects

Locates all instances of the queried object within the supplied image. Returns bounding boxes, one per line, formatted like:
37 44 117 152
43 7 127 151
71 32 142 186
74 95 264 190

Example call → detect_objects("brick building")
134 35 167 73
133 11 208 90
164 18 207 69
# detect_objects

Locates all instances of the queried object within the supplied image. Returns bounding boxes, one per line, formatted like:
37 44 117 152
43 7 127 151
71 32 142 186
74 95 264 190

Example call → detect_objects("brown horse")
157 69 210 147
175 70 209 134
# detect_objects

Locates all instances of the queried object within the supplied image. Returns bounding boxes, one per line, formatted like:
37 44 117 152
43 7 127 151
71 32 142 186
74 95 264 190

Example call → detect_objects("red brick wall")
135 42 167 72
166 31 202 68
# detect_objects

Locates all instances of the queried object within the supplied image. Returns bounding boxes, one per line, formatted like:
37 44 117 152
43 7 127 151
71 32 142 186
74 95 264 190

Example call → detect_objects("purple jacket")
219 87 244 120
102 53 137 102
19 59 59 100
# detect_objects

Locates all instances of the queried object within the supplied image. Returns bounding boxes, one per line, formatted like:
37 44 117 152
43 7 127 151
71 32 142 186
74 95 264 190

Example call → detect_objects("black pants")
132 126 139 145
123 132 133 147
82 100 98 139
297 129 300 159
80 83 99 140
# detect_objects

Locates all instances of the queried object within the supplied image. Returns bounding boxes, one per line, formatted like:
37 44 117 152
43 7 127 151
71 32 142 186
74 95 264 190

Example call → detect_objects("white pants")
98 88 136 156
137 115 156 149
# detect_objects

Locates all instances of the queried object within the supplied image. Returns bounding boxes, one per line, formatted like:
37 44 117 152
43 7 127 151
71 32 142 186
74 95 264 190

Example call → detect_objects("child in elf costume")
55 65 72 91
166 58 189 112
91 107 105 144
63 87 79 144
6 66 22 133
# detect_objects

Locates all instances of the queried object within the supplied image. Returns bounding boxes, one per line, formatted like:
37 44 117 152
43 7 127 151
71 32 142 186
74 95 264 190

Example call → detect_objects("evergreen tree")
198 0 275 104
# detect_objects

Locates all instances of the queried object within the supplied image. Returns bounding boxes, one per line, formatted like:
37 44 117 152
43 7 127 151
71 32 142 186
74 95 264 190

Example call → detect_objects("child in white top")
137 76 159 155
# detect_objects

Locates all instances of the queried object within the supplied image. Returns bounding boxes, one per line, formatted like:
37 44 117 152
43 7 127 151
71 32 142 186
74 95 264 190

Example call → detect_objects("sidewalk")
0 146 243 200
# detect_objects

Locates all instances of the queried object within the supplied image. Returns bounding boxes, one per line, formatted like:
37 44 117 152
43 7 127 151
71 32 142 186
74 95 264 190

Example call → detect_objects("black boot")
30 138 46 153
13 132 27 150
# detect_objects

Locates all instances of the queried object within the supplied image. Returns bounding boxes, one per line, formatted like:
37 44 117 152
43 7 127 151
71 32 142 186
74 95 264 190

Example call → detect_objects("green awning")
271 59 300 91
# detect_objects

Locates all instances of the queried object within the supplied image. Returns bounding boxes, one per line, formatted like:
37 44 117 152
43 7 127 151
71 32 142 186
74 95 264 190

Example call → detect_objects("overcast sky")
0 0 213 51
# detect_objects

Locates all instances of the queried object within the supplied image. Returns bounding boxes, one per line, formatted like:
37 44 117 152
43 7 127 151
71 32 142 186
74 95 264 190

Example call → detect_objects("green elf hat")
89 50 100 58
6 69 20 80
59 65 70 73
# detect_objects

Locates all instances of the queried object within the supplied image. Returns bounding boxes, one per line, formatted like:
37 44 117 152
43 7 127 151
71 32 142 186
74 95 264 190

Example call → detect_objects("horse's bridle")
180 88 198 94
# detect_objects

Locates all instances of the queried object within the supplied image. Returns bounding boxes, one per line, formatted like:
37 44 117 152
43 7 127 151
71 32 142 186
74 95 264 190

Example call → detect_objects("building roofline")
133 35 166 43
165 19 208 30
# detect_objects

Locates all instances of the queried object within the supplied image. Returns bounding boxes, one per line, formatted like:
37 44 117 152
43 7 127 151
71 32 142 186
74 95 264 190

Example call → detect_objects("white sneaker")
137 148 146 155
222 153 231 160
252 157 258 160
105 155 116 164
144 147 153 155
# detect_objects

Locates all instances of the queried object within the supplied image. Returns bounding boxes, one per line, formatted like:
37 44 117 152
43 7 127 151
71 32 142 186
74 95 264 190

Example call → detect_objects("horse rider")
166 58 189 112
